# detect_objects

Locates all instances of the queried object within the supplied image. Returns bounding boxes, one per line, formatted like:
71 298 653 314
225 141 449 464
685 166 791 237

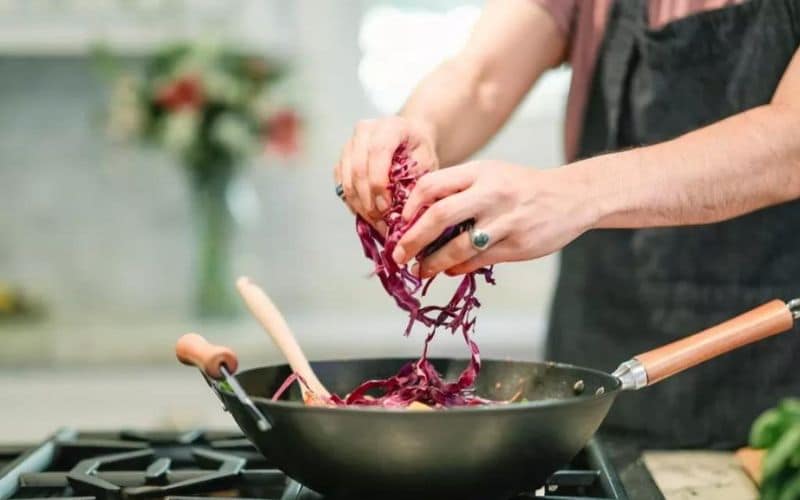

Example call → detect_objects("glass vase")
189 162 238 318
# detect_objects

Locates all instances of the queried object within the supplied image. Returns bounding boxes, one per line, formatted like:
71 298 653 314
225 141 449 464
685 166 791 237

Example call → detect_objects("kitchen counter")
0 366 234 441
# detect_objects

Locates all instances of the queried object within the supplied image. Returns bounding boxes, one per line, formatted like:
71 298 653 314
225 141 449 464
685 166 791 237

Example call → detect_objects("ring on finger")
335 183 345 200
469 226 491 251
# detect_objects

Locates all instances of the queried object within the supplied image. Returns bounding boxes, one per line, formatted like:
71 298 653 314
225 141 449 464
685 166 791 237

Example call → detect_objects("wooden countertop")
643 450 758 500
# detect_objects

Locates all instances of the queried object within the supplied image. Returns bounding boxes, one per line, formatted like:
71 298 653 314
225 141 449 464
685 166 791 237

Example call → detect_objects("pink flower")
155 75 205 112
264 110 301 157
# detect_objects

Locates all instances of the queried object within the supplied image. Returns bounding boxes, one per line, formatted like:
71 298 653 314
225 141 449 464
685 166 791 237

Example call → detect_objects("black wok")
177 298 799 499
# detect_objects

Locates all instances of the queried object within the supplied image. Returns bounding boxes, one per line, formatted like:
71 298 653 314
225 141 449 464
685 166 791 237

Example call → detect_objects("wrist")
558 155 626 231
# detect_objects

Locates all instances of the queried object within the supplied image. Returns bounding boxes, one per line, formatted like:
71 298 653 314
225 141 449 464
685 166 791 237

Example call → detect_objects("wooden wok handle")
175 333 238 380
634 300 794 385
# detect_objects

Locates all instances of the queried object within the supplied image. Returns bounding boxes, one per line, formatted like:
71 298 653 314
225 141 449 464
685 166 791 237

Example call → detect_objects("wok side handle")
176 333 238 379
175 333 272 432
615 299 797 390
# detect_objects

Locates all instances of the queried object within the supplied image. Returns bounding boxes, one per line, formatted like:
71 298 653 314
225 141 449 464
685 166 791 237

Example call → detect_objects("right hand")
334 116 439 233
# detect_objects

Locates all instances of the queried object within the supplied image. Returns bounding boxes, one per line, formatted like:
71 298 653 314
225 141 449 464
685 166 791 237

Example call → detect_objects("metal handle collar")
612 359 648 391
788 298 800 321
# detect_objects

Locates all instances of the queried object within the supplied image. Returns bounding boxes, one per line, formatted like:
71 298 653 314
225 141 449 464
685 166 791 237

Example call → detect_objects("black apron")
546 0 800 449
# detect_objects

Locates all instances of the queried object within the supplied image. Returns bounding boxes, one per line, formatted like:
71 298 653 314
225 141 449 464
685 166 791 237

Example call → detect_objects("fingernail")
392 245 406 264
375 196 388 213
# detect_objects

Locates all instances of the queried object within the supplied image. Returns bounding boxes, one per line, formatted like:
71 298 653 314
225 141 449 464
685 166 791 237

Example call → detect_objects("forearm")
573 103 800 229
399 59 502 167
400 0 565 167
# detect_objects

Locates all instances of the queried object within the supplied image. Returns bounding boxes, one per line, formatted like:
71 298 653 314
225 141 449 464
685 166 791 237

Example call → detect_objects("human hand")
391 161 598 276
334 116 438 233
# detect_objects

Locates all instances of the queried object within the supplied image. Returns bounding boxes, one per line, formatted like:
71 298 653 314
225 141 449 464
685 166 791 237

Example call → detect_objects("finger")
445 241 518 276
410 144 438 176
402 163 478 221
351 126 378 220
417 219 507 278
357 214 387 238
341 140 366 217
334 164 354 215
333 144 355 213
333 155 350 200
393 188 487 265
367 128 404 214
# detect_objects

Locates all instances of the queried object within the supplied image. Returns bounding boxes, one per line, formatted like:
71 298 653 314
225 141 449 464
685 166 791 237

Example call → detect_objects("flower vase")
189 162 239 318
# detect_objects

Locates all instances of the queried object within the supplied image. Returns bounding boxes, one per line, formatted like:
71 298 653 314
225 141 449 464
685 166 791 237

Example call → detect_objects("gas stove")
0 429 646 500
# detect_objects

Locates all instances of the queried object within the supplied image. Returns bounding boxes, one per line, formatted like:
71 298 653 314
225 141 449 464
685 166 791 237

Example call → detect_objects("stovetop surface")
0 429 659 500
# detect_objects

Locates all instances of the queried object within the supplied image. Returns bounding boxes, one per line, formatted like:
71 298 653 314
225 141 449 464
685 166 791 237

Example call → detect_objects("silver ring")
335 183 345 200
469 227 490 251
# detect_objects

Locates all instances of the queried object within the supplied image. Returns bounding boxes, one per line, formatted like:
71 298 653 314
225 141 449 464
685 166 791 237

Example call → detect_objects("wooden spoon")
236 276 331 402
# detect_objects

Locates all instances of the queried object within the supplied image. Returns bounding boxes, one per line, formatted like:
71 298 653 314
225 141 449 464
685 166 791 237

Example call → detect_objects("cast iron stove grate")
0 429 627 500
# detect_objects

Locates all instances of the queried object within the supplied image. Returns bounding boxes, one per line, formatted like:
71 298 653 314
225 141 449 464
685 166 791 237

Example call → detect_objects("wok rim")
224 357 622 415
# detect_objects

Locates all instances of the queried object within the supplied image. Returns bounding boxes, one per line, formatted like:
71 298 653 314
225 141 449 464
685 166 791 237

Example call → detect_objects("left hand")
391 160 598 277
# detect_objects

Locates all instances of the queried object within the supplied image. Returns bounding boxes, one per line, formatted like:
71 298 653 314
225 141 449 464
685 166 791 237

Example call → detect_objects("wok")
177 298 799 499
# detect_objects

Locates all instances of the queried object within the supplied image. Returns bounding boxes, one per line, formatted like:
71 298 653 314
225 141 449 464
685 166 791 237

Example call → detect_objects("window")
358 2 570 119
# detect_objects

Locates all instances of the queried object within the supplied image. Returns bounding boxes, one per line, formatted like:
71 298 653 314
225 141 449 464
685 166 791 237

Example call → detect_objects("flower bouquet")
103 41 301 317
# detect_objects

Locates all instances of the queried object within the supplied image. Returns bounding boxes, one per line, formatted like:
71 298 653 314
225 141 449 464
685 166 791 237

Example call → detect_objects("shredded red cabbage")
273 144 495 408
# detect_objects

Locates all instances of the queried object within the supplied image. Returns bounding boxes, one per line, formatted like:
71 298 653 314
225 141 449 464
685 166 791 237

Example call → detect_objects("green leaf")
752 408 790 448
88 42 123 81
791 447 800 469
763 469 798 500
778 471 800 500
763 478 783 500
781 399 800 421
764 424 800 480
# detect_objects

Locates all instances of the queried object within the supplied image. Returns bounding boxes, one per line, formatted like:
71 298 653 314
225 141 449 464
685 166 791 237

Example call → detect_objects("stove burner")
0 430 628 500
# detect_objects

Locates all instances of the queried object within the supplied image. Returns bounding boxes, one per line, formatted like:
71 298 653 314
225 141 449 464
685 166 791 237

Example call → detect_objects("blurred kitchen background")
0 0 569 439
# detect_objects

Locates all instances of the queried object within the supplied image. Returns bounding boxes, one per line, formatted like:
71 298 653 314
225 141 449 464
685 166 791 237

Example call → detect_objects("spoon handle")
236 277 331 398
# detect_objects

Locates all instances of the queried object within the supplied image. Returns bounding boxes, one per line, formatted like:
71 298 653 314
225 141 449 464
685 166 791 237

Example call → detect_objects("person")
333 0 800 448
